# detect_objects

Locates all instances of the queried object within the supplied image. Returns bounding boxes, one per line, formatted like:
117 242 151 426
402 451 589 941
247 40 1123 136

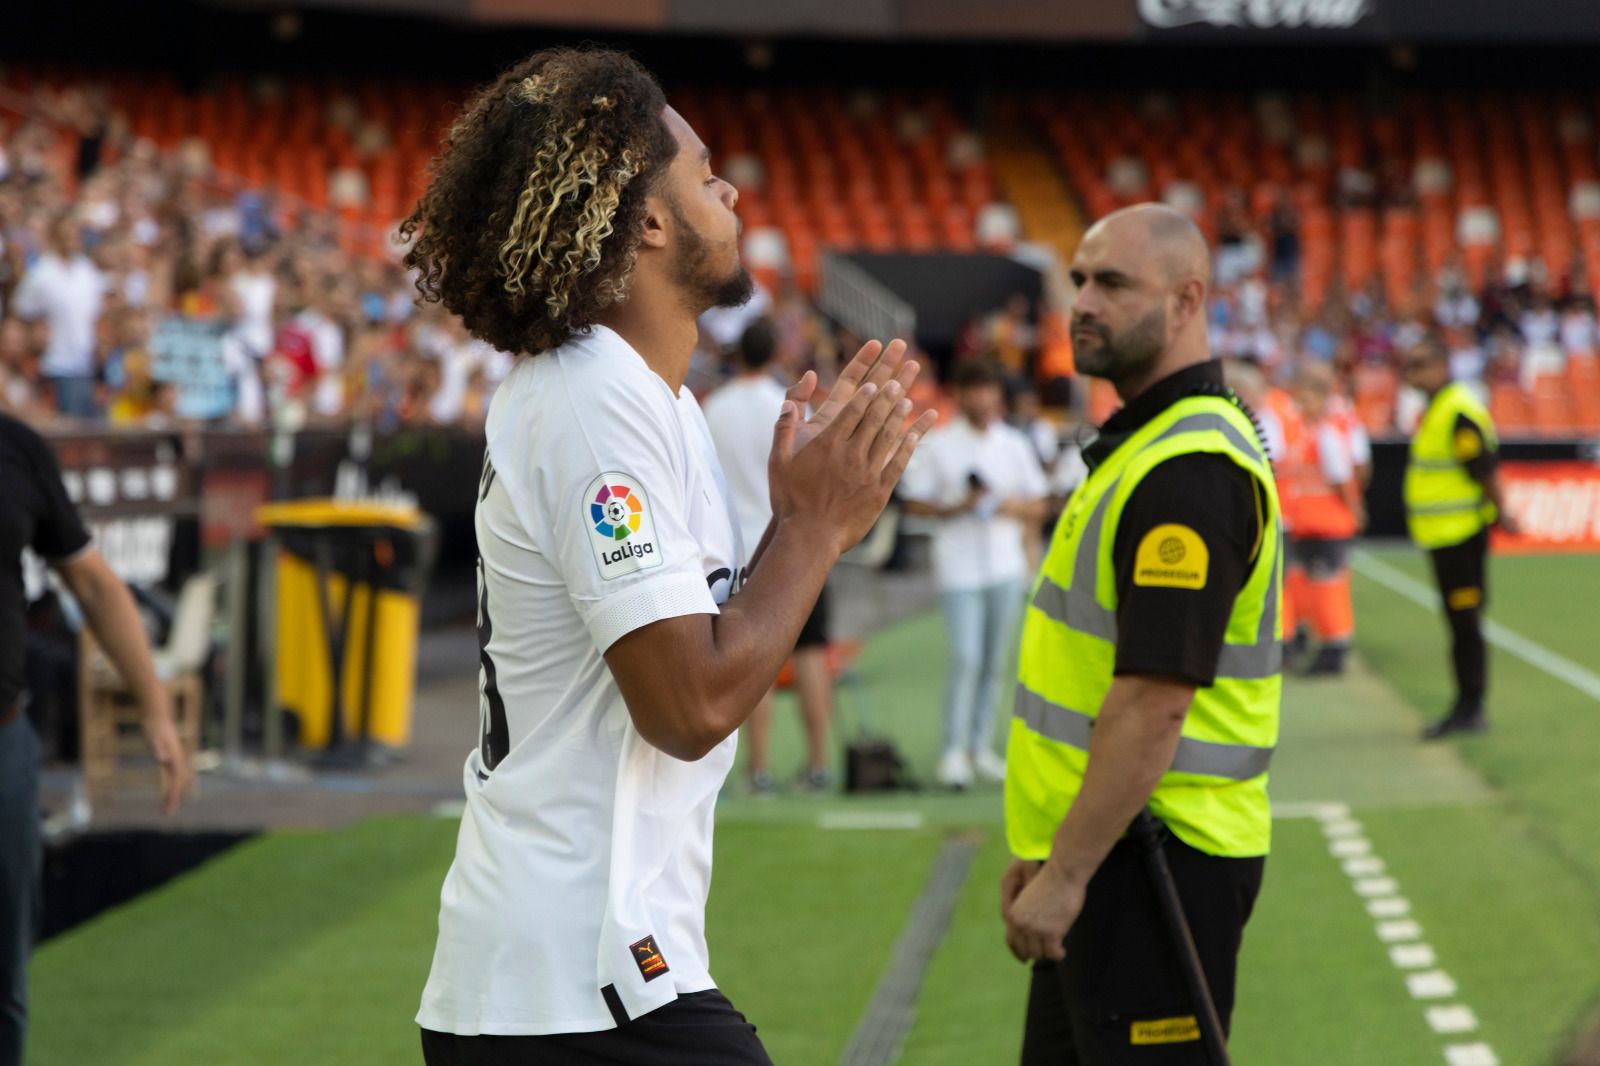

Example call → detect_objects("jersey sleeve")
532 382 720 654
1110 453 1259 687
18 422 92 560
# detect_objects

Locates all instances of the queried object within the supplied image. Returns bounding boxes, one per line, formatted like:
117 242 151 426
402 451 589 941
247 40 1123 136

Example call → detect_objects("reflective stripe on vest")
1014 685 1275 780
1006 393 1283 861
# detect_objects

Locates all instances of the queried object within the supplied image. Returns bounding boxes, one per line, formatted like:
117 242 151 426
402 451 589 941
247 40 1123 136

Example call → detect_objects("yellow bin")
257 500 436 751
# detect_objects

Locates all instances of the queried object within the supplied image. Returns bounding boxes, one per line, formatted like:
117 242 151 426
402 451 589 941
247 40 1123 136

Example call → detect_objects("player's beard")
1071 307 1167 385
668 198 753 313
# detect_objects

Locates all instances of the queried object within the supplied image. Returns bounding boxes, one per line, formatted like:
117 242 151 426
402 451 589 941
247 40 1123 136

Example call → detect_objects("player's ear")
638 192 671 251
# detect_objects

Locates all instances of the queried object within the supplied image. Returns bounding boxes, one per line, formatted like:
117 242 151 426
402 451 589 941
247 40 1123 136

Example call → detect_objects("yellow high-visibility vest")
1005 394 1283 859
1405 383 1498 550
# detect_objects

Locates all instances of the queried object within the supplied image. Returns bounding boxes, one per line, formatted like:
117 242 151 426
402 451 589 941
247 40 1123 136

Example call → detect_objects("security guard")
1003 204 1281 1064
1401 335 1517 739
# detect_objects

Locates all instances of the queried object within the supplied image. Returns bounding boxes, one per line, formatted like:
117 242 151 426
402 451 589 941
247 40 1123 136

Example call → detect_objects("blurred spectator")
704 318 835 793
900 361 1048 790
11 217 105 417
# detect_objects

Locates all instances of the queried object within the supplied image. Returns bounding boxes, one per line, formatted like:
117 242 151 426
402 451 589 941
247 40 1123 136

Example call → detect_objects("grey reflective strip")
1033 575 1116 641
1409 498 1487 515
1217 638 1282 680
1410 458 1463 470
1014 686 1274 780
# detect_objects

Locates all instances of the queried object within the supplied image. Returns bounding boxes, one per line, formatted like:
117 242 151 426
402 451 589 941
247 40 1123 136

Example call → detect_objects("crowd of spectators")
3 81 1598 439
0 88 517 433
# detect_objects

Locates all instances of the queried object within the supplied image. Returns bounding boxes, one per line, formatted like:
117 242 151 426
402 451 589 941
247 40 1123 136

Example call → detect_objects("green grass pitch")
27 548 1600 1065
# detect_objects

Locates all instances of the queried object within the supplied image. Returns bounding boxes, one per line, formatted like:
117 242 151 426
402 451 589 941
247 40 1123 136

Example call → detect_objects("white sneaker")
937 749 974 789
971 748 1007 783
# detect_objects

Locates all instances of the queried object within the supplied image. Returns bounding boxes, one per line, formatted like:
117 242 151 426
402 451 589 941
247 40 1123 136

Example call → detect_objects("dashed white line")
1443 1043 1500 1066
1377 919 1424 943
1306 803 1497 1065
1407 970 1458 999
1332 837 1374 858
1343 856 1387 877
1390 944 1439 969
1427 1006 1480 1035
1367 897 1412 918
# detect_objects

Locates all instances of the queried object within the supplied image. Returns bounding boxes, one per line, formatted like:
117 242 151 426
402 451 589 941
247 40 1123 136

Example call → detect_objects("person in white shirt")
401 49 934 1066
901 360 1048 788
11 217 105 417
703 317 836 794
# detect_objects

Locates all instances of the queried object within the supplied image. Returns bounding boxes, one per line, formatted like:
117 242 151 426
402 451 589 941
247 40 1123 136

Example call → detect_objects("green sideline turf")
29 551 1600 1065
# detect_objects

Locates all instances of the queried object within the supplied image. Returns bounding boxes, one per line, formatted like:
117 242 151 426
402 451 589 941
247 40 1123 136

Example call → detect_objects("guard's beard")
1073 308 1168 385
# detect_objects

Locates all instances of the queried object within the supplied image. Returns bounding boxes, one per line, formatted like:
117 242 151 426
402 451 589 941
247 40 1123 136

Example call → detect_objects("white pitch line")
1427 1006 1480 1034
1368 896 1412 918
1443 1043 1500 1066
1331 837 1374 857
817 811 926 831
1391 943 1439 969
1307 802 1498 1066
1353 551 1600 703
1407 970 1459 999
1377 919 1424 943
1343 856 1387 877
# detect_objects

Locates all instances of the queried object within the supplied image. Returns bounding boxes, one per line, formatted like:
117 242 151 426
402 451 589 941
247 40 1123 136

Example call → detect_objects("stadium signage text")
1138 0 1373 30
1494 462 1600 554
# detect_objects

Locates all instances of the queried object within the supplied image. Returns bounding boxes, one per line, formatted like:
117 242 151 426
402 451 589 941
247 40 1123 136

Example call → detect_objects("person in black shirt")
0 412 190 1066
1003 205 1274 1065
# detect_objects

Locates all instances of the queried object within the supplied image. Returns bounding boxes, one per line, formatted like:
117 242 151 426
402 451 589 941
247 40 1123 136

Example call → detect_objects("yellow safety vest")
1404 383 1498 550
1005 394 1283 860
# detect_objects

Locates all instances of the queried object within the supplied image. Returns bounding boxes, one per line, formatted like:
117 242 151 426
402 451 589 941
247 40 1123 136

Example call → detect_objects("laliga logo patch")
586 473 662 580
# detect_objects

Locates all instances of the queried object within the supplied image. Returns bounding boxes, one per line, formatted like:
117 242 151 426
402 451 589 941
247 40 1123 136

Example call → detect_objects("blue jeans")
940 580 1026 757
0 715 38 1066
49 375 96 418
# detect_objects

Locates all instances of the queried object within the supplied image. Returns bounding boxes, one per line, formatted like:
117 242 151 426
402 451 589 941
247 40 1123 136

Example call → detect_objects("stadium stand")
1 65 1599 435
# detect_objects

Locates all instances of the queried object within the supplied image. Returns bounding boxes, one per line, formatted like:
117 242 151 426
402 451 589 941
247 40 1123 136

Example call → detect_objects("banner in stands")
1136 0 1382 36
151 317 237 422
1494 462 1600 554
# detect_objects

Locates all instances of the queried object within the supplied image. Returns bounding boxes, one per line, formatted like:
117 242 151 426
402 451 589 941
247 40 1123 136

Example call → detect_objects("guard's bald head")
1087 203 1212 289
1067 202 1215 393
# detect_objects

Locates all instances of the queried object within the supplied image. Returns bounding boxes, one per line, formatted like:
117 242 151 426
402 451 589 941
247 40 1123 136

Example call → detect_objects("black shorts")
1288 536 1351 580
796 585 830 650
1429 528 1489 613
421 990 773 1066
1021 828 1265 1065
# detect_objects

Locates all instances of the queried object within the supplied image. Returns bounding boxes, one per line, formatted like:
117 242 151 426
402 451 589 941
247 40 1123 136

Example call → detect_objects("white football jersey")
417 325 745 1036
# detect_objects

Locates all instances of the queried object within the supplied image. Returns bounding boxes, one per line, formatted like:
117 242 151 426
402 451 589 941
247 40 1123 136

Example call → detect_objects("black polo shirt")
1451 412 1497 483
1082 362 1266 688
1 413 92 711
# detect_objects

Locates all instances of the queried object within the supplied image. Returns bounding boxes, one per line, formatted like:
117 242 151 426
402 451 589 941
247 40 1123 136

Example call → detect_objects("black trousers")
0 716 39 1066
1428 529 1490 712
1021 831 1264 1066
421 990 773 1066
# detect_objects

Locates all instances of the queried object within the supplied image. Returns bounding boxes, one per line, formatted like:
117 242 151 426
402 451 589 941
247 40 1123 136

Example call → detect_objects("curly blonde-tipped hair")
401 49 677 355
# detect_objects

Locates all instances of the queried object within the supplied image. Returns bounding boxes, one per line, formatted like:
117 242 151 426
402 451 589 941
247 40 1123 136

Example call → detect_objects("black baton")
1130 809 1232 1066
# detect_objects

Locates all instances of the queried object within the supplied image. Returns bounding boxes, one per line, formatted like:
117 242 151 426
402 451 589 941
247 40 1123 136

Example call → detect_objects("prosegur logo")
586 473 663 580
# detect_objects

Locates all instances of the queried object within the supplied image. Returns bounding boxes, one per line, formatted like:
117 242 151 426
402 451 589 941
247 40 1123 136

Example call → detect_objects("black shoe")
1421 707 1488 740
1302 645 1348 677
